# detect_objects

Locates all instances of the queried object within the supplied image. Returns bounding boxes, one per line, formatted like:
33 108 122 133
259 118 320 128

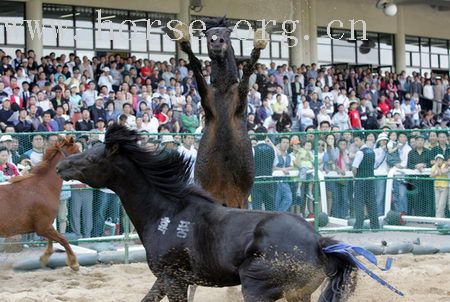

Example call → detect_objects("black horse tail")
317 237 358 302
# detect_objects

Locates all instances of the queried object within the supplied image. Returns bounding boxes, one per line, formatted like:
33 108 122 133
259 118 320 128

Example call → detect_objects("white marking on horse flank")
176 220 191 238
157 217 171 235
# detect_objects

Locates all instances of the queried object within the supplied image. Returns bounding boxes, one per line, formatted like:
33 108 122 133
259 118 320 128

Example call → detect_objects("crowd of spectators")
0 48 449 238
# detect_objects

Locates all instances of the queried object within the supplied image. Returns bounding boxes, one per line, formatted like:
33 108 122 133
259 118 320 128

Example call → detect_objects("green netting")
1 129 450 254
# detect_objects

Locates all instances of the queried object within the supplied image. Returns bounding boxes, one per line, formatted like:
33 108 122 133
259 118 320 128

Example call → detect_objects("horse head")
56 135 79 158
204 17 233 60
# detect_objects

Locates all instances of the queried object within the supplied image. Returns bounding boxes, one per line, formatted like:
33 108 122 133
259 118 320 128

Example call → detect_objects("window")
43 4 75 48
317 27 394 68
406 36 450 74
0 1 25 55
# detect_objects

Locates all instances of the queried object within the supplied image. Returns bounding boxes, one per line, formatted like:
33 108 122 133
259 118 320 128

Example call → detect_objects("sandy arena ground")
0 254 449 302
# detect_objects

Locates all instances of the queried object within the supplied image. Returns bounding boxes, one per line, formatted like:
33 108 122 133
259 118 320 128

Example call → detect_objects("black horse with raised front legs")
56 125 361 302
173 17 267 209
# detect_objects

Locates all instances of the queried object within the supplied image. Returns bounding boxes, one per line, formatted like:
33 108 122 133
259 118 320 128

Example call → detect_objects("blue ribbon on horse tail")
323 243 404 297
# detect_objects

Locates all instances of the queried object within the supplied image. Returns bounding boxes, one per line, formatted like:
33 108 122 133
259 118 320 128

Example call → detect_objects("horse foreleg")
187 284 197 302
39 238 54 268
141 278 166 302
165 279 189 302
41 226 79 271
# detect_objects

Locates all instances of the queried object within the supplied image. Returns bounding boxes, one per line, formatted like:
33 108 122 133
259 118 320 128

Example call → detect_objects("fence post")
123 213 130 264
313 130 320 231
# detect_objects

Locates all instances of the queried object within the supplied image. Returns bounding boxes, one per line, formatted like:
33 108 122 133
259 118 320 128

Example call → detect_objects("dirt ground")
0 254 449 302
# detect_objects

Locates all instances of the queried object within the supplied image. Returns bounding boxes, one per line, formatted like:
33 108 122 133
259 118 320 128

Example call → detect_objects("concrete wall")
15 0 449 39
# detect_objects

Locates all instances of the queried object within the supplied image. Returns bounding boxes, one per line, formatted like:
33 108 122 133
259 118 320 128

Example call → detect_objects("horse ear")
106 143 120 157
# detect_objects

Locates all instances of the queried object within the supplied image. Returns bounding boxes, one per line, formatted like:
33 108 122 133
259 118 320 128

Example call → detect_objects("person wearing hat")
63 119 74 132
0 134 14 163
352 132 379 231
407 134 433 216
94 117 106 142
152 85 170 104
160 135 179 152
98 66 113 92
89 96 107 124
431 154 449 218
373 132 389 216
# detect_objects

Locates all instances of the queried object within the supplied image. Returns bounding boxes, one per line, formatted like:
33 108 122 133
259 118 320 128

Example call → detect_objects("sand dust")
0 254 449 302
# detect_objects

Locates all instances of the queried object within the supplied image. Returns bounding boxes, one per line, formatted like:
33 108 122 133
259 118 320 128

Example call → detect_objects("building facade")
1 0 449 75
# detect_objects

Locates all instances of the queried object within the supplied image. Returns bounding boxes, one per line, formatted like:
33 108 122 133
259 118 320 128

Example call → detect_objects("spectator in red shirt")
140 59 153 79
348 100 362 129
155 103 169 125
377 95 391 116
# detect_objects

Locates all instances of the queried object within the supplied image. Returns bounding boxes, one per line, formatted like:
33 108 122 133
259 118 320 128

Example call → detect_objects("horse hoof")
39 256 49 268
254 29 268 49
70 262 80 271
174 22 190 43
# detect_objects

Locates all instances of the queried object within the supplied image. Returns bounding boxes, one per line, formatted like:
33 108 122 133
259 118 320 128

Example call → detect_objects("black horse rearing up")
56 125 402 302
173 17 265 209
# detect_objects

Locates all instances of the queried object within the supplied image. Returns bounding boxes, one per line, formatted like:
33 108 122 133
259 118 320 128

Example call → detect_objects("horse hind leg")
39 238 54 268
165 279 189 302
141 278 166 302
40 226 79 271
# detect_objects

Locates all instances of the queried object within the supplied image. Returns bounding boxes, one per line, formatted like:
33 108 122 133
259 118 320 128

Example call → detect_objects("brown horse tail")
317 237 358 302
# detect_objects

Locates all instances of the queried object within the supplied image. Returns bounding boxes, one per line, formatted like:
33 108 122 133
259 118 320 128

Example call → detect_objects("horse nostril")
219 38 224 43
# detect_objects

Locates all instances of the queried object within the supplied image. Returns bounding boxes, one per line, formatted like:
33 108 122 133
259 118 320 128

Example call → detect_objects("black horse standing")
56 125 363 302
176 17 265 209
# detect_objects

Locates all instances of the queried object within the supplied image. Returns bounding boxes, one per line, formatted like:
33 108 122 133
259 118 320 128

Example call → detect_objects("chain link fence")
1 129 450 263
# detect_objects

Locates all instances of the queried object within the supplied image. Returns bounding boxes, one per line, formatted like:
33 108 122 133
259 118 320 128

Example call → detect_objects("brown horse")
0 135 80 271
176 17 267 209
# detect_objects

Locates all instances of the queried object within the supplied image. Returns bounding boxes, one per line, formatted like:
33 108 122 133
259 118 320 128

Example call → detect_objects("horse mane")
105 124 215 203
204 16 229 31
10 136 74 183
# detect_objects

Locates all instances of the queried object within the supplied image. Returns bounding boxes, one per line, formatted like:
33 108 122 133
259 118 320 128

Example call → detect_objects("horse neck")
40 153 64 193
109 173 176 235
210 50 239 89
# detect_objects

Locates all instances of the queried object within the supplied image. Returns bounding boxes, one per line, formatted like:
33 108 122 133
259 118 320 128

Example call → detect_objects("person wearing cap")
407 134 434 216
160 135 179 152
89 96 107 124
0 134 14 162
351 133 379 231
94 117 106 141
152 85 170 105
63 119 74 132
373 133 389 216
98 66 113 92
430 154 449 218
